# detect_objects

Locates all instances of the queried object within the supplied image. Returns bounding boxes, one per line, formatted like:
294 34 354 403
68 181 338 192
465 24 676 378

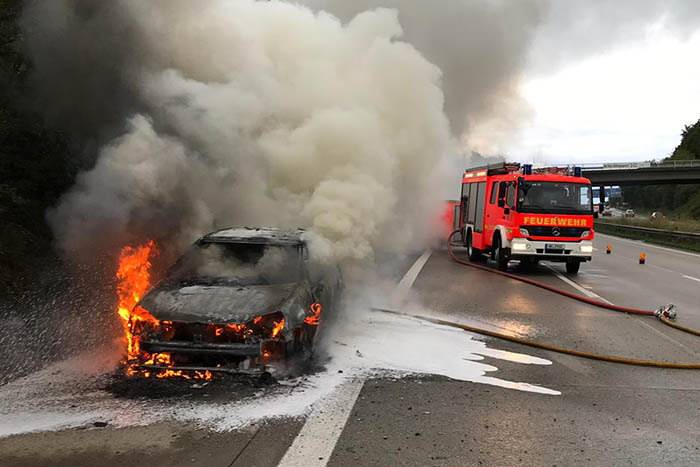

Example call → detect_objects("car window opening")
170 242 302 286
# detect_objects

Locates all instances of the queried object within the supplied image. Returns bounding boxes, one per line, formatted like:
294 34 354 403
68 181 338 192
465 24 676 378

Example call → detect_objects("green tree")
670 119 700 160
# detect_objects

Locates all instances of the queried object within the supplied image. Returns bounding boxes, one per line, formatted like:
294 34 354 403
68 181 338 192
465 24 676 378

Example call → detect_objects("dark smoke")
24 1 456 267
22 0 700 264
298 0 547 144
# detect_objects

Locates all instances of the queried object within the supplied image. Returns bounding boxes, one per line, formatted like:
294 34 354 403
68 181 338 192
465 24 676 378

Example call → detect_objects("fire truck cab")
455 162 594 274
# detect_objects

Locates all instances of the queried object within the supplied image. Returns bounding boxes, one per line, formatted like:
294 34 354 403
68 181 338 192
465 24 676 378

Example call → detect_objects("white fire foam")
0 307 557 438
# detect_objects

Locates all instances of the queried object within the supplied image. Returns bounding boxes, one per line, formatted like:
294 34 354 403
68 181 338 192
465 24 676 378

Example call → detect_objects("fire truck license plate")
546 244 564 249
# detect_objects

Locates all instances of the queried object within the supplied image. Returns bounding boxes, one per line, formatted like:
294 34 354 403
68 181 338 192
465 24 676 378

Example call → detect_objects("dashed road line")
544 264 613 304
545 263 698 357
394 249 432 300
682 274 700 283
277 379 365 467
278 251 433 467
633 319 700 359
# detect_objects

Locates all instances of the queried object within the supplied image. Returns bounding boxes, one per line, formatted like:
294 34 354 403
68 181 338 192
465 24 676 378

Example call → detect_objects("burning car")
124 228 342 378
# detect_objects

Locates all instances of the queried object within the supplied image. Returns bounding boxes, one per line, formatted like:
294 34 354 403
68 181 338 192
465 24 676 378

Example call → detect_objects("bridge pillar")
598 185 606 213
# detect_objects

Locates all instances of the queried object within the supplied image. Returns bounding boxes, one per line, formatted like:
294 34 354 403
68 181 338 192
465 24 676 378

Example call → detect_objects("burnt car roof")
200 227 306 245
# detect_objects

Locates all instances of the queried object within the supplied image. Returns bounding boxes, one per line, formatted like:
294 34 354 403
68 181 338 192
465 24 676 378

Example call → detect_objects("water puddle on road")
0 308 558 438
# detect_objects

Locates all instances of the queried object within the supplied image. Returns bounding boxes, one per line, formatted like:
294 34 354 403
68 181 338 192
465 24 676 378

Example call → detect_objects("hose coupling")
655 304 677 320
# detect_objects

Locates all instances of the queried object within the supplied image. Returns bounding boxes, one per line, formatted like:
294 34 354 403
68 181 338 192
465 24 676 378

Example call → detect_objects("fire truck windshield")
517 181 592 215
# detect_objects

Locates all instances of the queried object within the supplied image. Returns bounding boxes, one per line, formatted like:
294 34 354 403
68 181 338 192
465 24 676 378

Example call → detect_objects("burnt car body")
131 228 342 375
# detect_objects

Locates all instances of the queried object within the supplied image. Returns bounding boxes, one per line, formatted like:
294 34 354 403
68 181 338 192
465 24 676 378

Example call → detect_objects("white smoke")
45 0 455 267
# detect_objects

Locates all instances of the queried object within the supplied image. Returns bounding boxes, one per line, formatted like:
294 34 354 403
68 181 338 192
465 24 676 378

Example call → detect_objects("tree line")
623 119 700 219
0 0 76 295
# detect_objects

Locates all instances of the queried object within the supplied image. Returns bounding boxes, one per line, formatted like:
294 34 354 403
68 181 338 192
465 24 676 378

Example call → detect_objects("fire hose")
372 230 700 369
445 231 676 321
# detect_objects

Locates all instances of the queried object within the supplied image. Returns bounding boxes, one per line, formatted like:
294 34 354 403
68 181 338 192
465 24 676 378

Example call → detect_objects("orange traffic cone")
606 245 612 254
639 253 646 264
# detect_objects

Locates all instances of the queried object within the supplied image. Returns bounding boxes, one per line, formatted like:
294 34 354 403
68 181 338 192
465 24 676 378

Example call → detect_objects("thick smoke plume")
299 0 546 153
27 0 456 266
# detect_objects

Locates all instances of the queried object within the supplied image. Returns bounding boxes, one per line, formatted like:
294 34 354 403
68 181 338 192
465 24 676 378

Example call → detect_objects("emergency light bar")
463 162 521 176
463 161 585 178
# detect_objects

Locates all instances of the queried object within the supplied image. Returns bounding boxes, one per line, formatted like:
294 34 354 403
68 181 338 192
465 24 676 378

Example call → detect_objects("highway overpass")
581 160 700 186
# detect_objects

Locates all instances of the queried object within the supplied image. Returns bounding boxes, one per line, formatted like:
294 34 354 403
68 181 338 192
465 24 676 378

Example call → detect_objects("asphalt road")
2 233 700 466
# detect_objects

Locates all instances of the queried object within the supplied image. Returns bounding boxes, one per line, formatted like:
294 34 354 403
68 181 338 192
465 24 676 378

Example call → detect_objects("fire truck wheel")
466 231 483 262
493 237 509 271
565 261 581 274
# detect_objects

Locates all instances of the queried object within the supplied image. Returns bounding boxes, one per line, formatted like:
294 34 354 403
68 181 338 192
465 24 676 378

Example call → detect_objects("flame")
305 303 322 326
115 242 286 381
272 318 284 338
116 241 157 361
226 324 246 333
116 241 211 381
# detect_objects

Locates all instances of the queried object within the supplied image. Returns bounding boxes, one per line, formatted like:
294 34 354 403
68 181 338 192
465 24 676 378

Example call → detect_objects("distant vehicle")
130 227 343 377
624 209 636 217
601 210 613 217
650 211 666 220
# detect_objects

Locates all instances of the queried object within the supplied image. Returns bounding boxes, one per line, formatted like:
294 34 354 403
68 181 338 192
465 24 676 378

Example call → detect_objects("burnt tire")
494 237 509 271
566 261 581 274
292 323 317 357
257 371 275 386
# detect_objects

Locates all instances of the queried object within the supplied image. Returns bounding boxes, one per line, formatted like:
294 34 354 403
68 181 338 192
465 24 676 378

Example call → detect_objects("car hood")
137 282 301 324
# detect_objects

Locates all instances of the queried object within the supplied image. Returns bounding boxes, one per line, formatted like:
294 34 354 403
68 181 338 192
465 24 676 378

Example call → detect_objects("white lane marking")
633 319 700 359
546 265 699 356
279 252 432 466
595 232 700 259
396 249 432 293
544 264 613 304
392 249 433 305
277 379 365 467
682 274 700 283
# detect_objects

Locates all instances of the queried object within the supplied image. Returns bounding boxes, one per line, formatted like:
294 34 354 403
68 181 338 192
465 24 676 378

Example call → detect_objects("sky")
498 4 700 164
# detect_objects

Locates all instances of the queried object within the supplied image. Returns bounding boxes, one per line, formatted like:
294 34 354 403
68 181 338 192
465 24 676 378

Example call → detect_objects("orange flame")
272 318 285 338
117 241 157 361
226 324 246 333
305 303 322 326
116 241 211 381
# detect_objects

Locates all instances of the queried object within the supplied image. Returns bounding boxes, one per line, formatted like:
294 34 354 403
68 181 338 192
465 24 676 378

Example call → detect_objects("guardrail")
594 221 700 251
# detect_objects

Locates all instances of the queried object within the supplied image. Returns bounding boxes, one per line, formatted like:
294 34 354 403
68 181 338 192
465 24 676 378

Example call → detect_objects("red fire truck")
451 162 594 274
